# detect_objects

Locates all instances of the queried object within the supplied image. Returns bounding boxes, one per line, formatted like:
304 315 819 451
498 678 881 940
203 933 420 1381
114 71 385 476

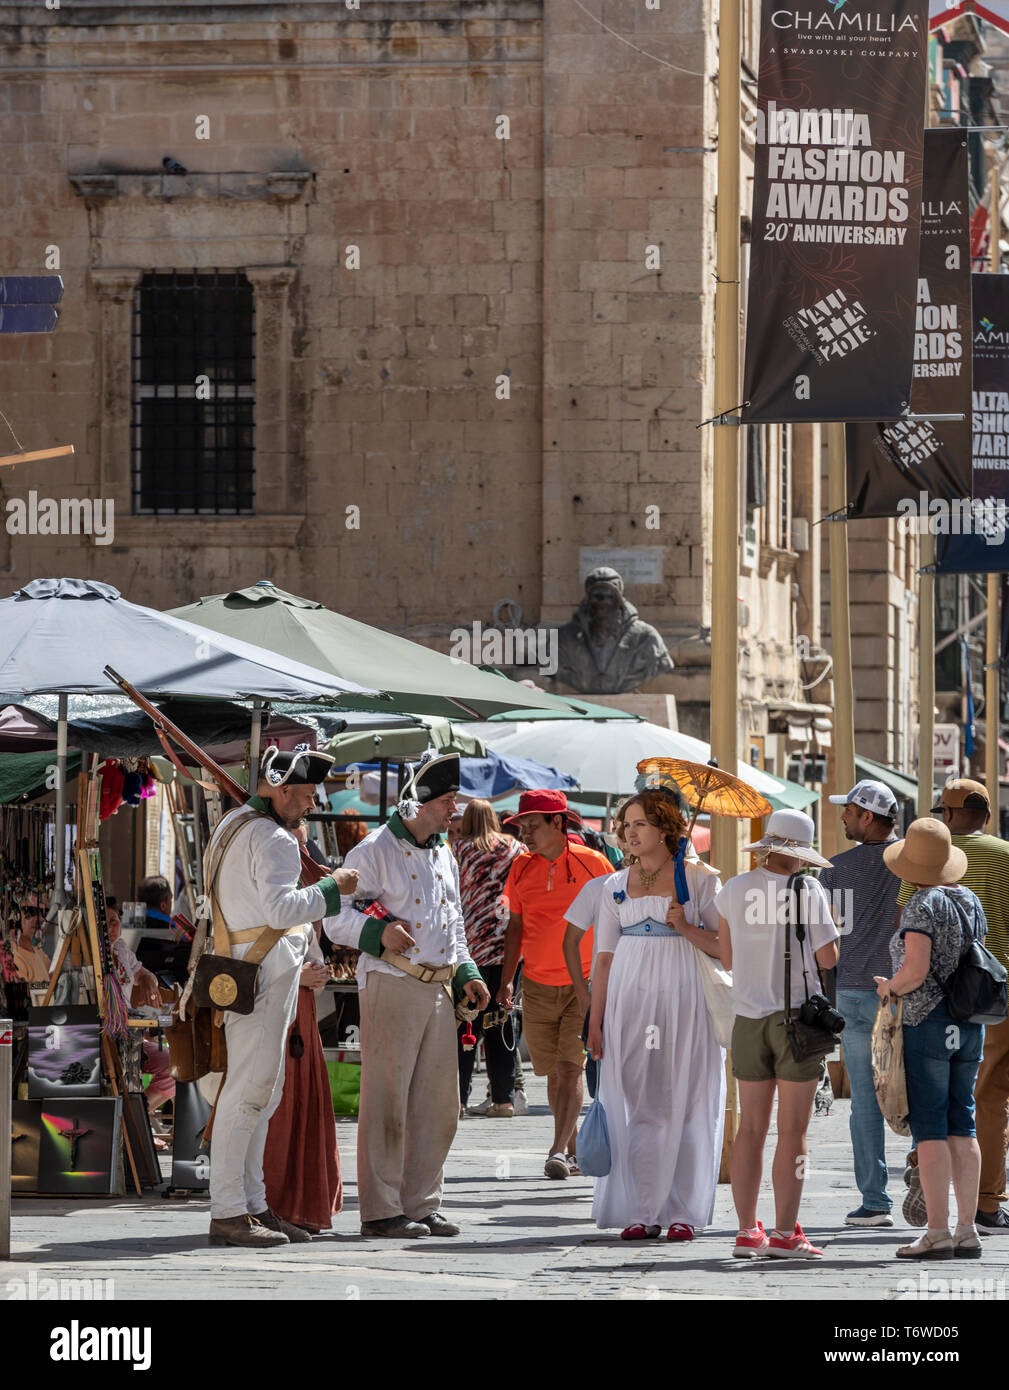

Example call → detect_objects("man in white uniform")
326 752 490 1238
205 745 357 1249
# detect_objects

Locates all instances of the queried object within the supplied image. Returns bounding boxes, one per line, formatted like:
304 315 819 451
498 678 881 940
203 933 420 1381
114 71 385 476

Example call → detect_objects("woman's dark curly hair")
614 789 688 855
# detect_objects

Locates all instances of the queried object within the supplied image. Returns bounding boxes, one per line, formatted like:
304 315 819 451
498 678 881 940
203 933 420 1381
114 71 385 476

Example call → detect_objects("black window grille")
132 270 255 515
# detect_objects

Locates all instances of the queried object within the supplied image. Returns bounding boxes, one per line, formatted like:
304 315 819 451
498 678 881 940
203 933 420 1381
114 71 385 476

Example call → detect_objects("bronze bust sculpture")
555 566 674 695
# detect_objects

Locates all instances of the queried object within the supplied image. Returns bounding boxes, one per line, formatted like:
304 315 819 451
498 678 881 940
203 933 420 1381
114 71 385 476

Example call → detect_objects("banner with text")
846 128 971 517
742 0 929 424
935 274 1009 572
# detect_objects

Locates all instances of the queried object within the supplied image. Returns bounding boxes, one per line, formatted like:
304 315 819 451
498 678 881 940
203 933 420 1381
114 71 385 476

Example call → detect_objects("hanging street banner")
929 1 1009 35
846 128 972 518
936 274 1009 572
742 0 930 424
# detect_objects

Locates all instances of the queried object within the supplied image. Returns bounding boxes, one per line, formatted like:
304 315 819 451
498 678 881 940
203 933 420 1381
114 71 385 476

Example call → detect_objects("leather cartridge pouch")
162 985 228 1083
189 809 295 1016
164 999 228 1082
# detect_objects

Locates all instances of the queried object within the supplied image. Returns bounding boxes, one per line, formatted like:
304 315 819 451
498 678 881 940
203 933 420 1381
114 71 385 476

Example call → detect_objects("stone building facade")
0 0 835 776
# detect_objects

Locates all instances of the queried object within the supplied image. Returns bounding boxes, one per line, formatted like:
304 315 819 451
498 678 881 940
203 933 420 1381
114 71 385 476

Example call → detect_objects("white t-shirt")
714 868 838 1020
563 874 612 982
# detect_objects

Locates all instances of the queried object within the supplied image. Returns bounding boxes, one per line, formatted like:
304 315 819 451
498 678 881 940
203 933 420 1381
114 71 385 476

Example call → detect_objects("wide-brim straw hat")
741 808 833 870
883 817 967 886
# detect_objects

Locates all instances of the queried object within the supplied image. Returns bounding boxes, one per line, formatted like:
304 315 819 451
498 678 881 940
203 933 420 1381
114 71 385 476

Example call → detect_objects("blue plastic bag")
576 1095 611 1177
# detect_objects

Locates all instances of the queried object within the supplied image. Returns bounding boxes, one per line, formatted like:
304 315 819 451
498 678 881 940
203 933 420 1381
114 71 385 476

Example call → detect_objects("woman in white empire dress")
587 786 726 1241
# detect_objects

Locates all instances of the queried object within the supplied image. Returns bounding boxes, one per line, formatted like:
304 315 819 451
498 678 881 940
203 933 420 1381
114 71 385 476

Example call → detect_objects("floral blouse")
455 835 525 968
889 884 987 1026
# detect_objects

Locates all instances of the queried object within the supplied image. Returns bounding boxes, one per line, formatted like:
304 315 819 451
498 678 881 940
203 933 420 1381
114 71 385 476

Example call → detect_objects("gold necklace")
637 856 670 892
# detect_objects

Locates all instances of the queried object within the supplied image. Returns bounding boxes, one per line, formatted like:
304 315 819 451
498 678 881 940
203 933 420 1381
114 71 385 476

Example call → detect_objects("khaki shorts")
731 1010 826 1084
521 976 586 1076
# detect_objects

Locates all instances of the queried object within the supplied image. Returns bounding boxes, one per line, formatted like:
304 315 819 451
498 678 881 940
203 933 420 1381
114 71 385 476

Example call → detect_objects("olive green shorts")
731 1010 826 1084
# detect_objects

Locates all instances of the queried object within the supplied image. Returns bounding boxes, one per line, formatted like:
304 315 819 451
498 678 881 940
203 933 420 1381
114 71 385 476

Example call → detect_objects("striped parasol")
636 757 773 838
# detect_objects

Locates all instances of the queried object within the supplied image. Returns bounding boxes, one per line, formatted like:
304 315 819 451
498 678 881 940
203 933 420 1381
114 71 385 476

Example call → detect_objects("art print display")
27 1005 102 1099
37 1098 122 1195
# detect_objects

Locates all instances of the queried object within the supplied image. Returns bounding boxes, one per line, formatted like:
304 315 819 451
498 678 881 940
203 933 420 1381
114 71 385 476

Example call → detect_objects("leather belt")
229 925 308 946
381 949 453 984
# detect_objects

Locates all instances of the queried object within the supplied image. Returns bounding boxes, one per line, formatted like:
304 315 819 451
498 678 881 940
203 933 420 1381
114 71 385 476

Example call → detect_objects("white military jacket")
324 812 476 989
206 798 342 940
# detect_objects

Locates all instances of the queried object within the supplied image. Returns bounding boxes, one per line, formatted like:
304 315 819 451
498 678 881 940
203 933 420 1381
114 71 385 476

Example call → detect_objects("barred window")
132 270 255 514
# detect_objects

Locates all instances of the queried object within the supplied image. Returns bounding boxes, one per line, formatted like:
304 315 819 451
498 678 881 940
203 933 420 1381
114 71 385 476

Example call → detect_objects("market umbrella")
0 578 381 899
167 579 636 722
635 757 773 838
468 718 798 804
356 749 578 804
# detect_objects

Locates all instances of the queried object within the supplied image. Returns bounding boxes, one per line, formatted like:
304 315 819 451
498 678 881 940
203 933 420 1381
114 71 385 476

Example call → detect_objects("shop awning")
855 755 924 807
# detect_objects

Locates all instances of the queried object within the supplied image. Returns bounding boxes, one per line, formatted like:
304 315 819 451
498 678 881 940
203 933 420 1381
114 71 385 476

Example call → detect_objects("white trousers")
209 933 307 1220
358 970 460 1223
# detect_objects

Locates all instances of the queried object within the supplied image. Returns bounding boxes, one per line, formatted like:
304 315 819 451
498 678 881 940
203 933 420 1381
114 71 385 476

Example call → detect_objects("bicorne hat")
397 751 461 819
261 743 335 788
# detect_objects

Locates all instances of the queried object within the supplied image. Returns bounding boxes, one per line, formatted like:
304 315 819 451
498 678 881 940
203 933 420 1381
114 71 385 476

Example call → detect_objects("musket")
102 665 328 886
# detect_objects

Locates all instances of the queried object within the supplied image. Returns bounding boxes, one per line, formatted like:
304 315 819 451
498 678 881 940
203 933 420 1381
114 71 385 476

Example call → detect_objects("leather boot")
209 1214 288 1248
251 1207 312 1243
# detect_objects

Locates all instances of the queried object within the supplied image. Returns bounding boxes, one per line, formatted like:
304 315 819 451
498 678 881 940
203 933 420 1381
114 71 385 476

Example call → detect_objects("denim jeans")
838 988 892 1213
903 998 983 1145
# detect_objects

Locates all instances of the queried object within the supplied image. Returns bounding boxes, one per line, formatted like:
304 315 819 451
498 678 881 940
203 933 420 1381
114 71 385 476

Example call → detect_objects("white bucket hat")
742 808 832 869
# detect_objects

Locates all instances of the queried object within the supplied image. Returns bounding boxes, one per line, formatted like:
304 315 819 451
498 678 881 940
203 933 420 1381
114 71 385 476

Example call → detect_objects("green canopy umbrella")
168 581 637 722
324 717 485 766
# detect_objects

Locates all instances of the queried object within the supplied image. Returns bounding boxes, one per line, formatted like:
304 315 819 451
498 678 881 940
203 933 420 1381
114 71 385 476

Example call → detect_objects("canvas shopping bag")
870 994 911 1138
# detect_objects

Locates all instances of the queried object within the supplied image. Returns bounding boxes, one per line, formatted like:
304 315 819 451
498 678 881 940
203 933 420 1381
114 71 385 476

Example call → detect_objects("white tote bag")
693 948 734 1048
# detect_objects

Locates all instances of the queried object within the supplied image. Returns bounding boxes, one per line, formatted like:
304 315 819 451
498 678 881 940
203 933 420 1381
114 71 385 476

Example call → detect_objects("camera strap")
783 872 819 1023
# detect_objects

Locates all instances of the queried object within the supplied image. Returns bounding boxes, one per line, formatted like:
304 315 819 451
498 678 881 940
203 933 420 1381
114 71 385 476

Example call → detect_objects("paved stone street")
5 1074 1009 1302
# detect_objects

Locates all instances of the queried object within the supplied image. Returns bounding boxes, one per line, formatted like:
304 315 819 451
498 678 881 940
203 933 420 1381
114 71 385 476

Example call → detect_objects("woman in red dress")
263 830 342 1235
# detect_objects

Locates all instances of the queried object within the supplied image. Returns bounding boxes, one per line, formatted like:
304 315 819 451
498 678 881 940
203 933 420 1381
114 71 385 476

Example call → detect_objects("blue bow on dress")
672 835 690 906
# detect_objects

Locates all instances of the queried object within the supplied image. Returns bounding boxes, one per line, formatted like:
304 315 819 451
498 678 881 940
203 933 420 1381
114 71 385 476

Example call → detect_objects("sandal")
897 1230 954 1260
666 1223 694 1242
565 1153 582 1176
953 1228 982 1259
621 1224 661 1240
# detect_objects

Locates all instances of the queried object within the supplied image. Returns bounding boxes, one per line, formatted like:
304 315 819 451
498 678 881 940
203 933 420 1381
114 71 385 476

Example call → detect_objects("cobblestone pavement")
5 1075 1009 1301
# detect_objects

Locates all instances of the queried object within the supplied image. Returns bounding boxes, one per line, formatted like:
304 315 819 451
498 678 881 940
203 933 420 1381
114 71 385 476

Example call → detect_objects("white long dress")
593 863 726 1231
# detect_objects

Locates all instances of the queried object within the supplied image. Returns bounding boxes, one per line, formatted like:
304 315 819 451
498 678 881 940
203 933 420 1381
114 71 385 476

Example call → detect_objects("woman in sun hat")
876 817 988 1261
714 809 840 1259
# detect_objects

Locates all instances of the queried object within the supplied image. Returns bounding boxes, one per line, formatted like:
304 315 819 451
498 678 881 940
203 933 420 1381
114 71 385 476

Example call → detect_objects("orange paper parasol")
635 756 773 837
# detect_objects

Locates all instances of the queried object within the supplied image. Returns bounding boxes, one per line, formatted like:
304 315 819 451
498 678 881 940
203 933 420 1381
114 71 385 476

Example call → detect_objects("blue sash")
619 916 680 939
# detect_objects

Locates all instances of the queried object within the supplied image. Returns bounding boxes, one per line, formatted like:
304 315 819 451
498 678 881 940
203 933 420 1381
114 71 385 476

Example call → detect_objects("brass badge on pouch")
209 973 238 1007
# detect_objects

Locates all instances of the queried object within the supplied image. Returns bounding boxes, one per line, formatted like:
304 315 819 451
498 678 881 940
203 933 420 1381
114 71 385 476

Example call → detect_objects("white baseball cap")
828 779 898 818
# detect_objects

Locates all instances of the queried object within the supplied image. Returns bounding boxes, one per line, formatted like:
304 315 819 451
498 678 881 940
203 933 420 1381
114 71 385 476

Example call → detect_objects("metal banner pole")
0 1017 12 1259
710 0 742 885
986 161 1002 823
827 423 857 833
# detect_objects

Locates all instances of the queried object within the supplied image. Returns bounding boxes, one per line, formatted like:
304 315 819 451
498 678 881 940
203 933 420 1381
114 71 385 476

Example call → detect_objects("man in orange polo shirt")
497 791 612 1180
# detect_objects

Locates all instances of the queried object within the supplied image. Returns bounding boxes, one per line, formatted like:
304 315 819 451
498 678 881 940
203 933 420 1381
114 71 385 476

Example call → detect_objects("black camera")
799 993 845 1034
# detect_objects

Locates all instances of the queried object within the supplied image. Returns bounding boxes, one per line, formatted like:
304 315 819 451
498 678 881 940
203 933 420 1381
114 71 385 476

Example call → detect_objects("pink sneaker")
732 1221 769 1259
766 1223 823 1258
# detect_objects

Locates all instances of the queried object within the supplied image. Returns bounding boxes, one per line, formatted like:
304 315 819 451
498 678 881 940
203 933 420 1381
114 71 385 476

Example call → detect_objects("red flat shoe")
666 1223 694 1242
621 1224 661 1240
